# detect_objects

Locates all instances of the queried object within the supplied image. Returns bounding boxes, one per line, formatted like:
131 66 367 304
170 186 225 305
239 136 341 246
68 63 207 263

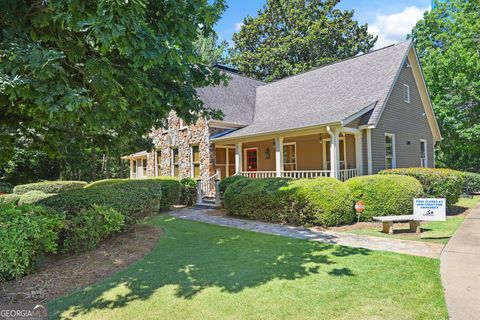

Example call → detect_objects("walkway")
441 204 480 320
170 207 443 259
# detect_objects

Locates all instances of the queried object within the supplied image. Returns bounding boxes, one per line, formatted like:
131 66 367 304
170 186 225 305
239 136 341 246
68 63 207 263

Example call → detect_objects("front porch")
214 125 364 182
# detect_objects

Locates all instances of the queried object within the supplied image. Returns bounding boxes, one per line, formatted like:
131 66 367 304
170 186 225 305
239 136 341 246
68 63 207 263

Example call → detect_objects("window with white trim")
283 142 296 171
404 84 410 103
155 150 162 176
142 158 147 177
191 146 200 178
171 148 179 177
385 133 396 169
420 139 427 167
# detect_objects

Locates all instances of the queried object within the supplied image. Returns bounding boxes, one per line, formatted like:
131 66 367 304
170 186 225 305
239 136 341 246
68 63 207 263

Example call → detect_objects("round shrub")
180 178 197 206
218 175 248 198
345 175 424 221
0 194 21 205
13 181 87 195
0 203 64 281
18 191 54 206
460 172 480 194
378 168 463 207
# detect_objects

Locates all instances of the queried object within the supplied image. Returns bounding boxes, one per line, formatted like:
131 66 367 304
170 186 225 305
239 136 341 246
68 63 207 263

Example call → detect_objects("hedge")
13 181 87 195
345 175 424 221
0 194 21 205
224 177 355 227
461 172 480 195
180 178 197 206
378 168 463 207
84 178 128 188
218 175 247 198
0 203 64 281
18 191 54 206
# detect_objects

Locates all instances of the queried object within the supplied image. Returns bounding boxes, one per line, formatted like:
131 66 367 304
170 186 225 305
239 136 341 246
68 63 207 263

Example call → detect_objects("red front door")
246 149 258 171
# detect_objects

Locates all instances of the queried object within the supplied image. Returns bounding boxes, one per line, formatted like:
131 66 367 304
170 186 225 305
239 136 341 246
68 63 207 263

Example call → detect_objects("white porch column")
366 128 373 175
235 142 243 174
129 159 134 178
327 126 340 179
275 137 284 177
354 132 364 175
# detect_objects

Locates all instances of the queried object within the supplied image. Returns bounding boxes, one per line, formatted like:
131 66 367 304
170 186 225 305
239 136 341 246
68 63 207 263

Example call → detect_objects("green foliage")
13 181 87 195
180 178 198 206
224 177 354 227
0 182 12 194
411 0 480 172
460 172 480 194
378 168 463 207
0 194 21 205
18 191 54 206
85 179 129 189
194 31 230 66
0 203 64 281
218 175 247 198
63 205 125 253
345 175 424 221
231 0 376 81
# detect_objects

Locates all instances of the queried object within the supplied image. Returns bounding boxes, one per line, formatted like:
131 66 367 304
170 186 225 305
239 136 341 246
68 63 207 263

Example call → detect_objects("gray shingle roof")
216 41 411 139
197 69 264 125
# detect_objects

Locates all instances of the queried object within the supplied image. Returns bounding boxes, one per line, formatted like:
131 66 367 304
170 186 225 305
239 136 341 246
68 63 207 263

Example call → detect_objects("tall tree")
0 0 226 165
230 0 376 82
411 0 480 172
194 31 230 66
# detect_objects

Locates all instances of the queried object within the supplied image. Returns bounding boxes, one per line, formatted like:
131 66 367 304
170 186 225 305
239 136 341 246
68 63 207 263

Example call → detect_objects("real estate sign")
413 198 446 221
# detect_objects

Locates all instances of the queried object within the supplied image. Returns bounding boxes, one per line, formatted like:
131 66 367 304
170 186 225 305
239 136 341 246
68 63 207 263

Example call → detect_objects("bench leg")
382 221 394 235
410 220 421 234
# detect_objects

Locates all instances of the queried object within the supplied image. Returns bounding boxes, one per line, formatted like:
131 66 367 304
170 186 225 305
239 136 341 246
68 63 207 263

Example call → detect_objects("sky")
215 0 432 49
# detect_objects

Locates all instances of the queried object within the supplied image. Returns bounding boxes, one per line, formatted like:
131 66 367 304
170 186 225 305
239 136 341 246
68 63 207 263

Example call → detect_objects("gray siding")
362 130 368 174
371 60 435 173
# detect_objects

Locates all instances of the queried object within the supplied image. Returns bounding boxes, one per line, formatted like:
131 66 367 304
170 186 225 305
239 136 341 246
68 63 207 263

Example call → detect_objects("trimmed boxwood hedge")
378 168 463 207
218 175 247 198
17 191 54 206
84 178 129 188
223 177 355 227
13 181 87 195
180 178 197 206
345 175 424 221
0 194 21 205
461 172 480 194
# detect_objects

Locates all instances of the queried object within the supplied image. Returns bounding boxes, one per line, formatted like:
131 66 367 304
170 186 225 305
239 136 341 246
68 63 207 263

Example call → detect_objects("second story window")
404 84 410 103
171 148 179 177
191 146 200 178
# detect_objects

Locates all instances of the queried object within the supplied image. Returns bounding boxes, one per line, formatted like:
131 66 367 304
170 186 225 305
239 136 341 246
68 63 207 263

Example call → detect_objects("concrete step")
195 202 222 209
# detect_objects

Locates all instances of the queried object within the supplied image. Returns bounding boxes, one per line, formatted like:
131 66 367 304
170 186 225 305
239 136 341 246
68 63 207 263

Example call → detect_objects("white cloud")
234 22 244 31
369 6 429 49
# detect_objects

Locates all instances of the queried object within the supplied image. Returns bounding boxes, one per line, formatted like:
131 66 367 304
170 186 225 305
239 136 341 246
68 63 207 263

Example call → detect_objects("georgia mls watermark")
0 304 47 320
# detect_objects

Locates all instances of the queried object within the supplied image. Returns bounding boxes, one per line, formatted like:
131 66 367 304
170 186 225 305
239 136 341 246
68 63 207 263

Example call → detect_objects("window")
404 84 410 103
385 134 396 169
156 150 162 176
171 148 179 177
420 139 427 167
323 138 347 170
191 146 200 178
140 158 147 177
283 143 296 171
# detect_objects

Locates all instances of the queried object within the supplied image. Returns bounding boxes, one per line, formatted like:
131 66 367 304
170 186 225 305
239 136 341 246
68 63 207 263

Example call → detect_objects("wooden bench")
372 215 421 235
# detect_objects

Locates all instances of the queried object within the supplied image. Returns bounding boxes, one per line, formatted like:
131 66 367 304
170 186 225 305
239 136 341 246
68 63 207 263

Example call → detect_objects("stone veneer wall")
147 111 225 181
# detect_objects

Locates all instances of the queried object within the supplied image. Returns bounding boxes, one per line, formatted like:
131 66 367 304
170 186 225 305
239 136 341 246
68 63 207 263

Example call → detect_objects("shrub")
13 181 87 195
180 178 197 206
224 177 355 227
378 168 463 207
345 175 424 221
0 194 21 205
460 172 480 194
0 203 64 281
84 179 128 189
38 179 178 226
0 182 13 194
218 175 248 198
63 204 125 253
18 191 54 206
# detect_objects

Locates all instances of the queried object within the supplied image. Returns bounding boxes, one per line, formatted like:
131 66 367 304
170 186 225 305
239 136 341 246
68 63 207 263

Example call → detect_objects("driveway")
441 204 480 319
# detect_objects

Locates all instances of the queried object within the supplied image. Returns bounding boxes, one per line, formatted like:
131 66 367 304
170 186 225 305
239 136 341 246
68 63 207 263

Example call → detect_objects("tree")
0 0 226 166
194 31 230 66
230 0 376 82
411 0 480 172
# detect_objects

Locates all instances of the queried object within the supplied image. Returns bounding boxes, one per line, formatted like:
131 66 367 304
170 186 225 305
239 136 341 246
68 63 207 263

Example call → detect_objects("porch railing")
339 169 360 182
281 170 330 179
238 169 360 181
239 171 276 178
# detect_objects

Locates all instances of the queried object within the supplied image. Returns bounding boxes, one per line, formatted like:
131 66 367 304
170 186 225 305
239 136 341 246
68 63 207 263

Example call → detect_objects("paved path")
441 204 480 320
170 207 443 259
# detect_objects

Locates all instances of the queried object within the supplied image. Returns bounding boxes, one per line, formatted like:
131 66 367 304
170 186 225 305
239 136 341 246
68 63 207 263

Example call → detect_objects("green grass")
347 195 480 244
48 215 447 320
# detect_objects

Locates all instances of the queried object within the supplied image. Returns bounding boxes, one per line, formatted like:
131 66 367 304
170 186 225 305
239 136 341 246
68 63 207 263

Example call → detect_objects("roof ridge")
261 40 412 87
215 66 266 85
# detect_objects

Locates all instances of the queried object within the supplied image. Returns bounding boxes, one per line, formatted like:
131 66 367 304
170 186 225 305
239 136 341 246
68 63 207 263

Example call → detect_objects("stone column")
235 142 243 174
275 137 284 177
354 132 363 175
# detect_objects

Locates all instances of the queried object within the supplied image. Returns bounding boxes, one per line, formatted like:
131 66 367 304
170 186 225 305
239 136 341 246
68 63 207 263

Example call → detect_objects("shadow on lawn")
50 216 370 319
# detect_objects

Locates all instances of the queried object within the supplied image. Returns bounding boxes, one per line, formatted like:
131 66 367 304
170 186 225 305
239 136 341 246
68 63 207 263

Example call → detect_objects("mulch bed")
0 224 163 304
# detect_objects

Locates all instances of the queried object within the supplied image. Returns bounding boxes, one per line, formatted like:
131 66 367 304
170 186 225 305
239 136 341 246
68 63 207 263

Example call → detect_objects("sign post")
413 198 446 221
355 201 365 222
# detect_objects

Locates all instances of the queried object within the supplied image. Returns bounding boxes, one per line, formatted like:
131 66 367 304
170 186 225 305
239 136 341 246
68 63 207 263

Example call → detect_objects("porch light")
265 148 270 160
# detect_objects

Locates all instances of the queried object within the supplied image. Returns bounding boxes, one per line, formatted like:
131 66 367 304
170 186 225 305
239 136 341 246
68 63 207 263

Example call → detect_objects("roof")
120 150 148 160
216 41 412 139
197 69 264 125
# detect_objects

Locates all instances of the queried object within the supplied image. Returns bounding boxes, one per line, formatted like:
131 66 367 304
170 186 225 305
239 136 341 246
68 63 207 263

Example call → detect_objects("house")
122 41 441 198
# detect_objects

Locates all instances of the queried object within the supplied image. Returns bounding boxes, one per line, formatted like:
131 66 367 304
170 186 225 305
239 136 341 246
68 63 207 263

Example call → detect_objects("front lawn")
49 215 447 320
344 195 480 244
